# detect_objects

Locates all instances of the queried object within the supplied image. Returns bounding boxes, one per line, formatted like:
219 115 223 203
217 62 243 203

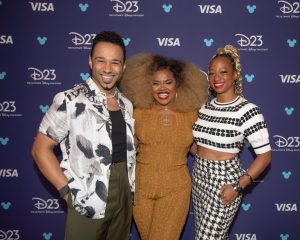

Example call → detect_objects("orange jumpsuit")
133 107 197 240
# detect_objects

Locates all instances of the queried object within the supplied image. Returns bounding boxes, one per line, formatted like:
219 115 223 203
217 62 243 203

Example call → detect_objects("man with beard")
32 31 136 240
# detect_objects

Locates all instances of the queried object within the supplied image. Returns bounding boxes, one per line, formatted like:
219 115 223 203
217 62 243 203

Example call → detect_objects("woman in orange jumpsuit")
121 53 208 239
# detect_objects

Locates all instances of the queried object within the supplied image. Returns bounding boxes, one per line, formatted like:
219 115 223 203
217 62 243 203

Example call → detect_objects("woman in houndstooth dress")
192 45 272 240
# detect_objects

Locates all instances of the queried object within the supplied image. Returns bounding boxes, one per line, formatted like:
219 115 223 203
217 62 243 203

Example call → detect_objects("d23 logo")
278 0 300 14
273 135 300 148
0 101 16 112
235 34 263 47
111 0 139 13
28 67 56 81
69 32 96 46
0 230 20 240
32 197 60 210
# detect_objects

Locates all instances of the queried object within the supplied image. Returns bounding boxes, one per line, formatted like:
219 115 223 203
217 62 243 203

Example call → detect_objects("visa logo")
235 234 257 240
0 35 13 44
157 38 180 46
280 75 300 83
0 169 19 177
198 5 222 14
275 203 297 211
29 2 54 11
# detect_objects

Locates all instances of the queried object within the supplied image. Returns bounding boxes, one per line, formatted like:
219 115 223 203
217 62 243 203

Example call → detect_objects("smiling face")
208 56 237 101
152 69 177 107
89 42 125 94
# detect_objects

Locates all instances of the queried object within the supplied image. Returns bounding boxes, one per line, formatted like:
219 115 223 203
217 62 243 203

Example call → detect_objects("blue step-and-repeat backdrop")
0 1 299 240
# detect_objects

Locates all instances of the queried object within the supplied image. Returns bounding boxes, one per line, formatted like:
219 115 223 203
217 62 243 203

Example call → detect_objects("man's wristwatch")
231 182 243 194
58 184 70 198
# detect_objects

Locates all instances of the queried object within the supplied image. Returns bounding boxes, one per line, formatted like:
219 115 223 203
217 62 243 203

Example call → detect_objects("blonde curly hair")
209 45 243 96
120 53 208 112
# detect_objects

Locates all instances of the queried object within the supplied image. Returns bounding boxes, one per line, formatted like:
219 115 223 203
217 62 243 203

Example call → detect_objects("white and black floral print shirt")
39 78 136 219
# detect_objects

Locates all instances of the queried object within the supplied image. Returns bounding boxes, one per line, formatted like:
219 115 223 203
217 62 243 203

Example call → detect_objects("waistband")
110 161 127 169
194 154 239 163
193 154 243 176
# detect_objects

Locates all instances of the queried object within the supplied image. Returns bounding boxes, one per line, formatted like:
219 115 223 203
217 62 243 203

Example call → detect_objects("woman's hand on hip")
220 184 238 205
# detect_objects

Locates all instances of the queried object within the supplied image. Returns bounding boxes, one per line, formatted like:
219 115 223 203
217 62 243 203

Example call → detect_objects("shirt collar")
86 77 106 98
86 77 123 103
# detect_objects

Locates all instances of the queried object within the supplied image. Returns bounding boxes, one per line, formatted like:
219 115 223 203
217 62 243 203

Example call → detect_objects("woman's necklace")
157 106 171 126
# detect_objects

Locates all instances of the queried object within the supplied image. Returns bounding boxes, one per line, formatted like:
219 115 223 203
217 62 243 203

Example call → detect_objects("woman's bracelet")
244 171 254 184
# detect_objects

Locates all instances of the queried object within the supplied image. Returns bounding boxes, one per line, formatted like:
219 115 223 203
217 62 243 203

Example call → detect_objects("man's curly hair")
120 53 208 112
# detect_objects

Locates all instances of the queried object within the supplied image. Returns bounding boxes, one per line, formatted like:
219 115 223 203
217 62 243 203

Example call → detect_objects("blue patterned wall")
0 1 299 239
